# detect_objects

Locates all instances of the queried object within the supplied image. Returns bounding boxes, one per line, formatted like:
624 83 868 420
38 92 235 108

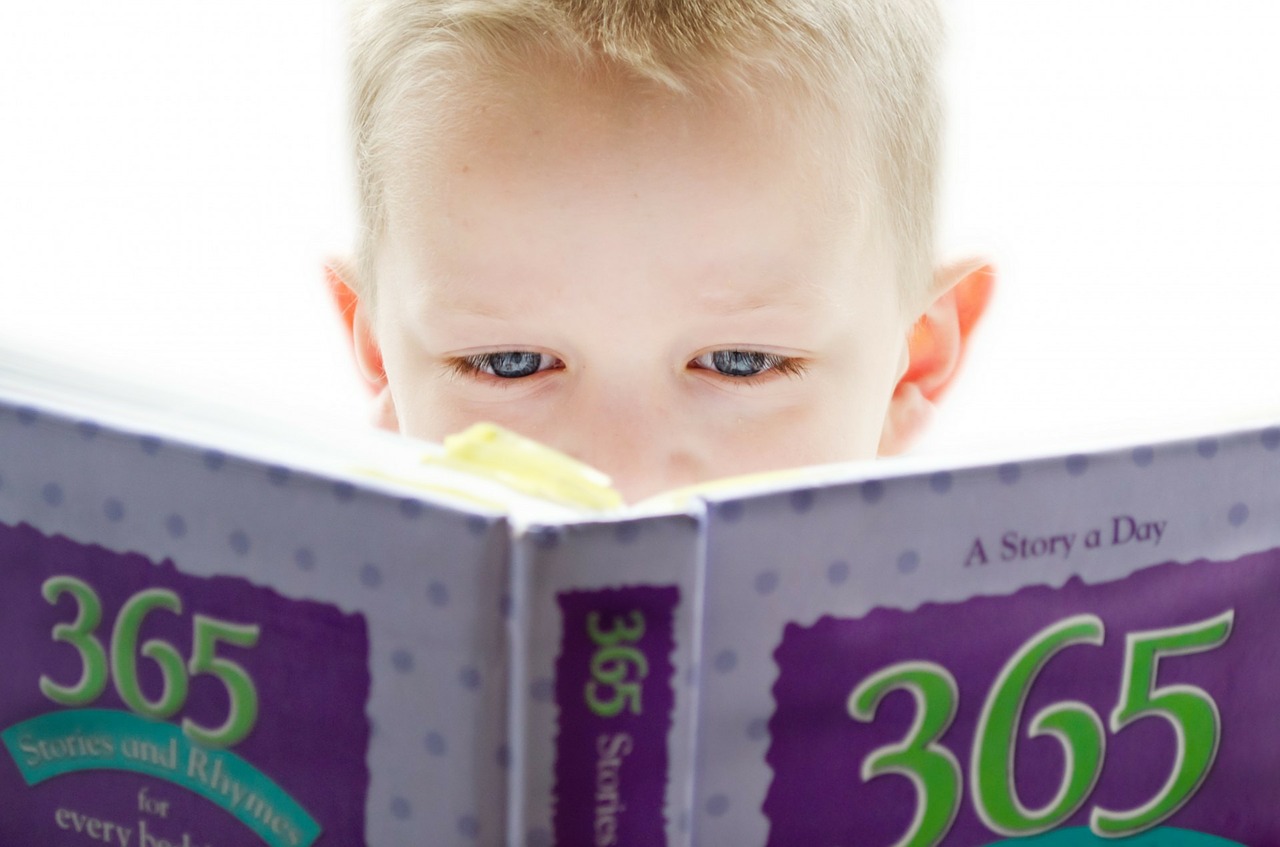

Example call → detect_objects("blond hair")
347 0 943 305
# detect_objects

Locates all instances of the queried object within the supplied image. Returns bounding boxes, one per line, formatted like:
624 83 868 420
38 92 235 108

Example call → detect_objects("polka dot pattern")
754 571 779 596
614 521 642 544
459 666 482 690
1229 503 1249 527
42 483 63 507
929 471 953 494
391 649 414 673
1132 446 1155 467
706 794 730 817
531 527 560 550
103 498 125 522
530 677 554 703
293 547 316 571
202 450 226 472
826 560 850 585
997 463 1022 485
860 480 885 504
713 649 737 673
427 581 450 607
896 550 920 574
789 489 814 513
390 797 411 820
717 501 745 523
359 563 382 588
165 514 187 538
1263 428 1280 451
228 530 250 557
425 732 446 756
1065 454 1089 476
1197 438 1220 459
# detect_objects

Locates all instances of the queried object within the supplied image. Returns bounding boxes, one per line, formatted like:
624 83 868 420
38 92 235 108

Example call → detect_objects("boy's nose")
558 383 702 502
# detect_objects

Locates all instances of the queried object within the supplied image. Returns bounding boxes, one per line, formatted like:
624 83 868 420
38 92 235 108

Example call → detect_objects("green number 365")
39 575 261 748
849 610 1233 846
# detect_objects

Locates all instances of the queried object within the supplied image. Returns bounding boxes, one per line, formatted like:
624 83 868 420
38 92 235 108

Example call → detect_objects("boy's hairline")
348 1 943 316
367 69 902 306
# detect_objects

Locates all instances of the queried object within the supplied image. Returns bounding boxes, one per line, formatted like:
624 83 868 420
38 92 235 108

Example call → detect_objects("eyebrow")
420 257 832 321
692 273 830 316
427 293 515 320
416 274 531 321
697 289 796 316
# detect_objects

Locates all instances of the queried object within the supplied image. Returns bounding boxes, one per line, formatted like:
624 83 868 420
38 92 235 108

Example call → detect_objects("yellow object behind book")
429 423 624 511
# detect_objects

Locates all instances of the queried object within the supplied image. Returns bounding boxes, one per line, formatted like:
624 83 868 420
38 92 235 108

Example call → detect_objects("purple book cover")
0 520 371 846
554 585 680 847
768 547 1280 846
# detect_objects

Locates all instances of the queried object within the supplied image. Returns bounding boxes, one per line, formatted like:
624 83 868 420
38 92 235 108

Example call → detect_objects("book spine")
509 513 705 847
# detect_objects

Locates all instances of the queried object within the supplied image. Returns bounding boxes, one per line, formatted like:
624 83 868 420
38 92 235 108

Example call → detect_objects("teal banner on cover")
3 709 321 847
986 827 1244 846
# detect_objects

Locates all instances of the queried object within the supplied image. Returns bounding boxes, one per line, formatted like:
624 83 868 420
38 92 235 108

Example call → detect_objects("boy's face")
363 67 915 501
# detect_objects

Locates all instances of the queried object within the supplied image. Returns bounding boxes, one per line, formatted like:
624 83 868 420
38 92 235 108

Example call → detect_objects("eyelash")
689 351 809 383
448 352 562 383
447 350 809 383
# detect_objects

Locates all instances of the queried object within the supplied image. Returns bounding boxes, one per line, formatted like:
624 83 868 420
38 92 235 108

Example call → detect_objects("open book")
1 345 1277 847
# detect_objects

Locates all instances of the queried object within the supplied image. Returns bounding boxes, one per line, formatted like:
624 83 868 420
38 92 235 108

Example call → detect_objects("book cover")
2 351 1278 846
692 430 1280 845
0 377 519 845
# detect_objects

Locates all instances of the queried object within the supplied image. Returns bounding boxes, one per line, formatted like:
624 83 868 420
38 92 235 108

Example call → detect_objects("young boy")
328 0 993 502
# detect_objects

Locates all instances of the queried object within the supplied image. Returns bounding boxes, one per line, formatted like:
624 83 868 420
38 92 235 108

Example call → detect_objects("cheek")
689 391 885 477
376 341 460 442
389 382 514 443
789 373 898 462
389 372 564 449
768 404 883 466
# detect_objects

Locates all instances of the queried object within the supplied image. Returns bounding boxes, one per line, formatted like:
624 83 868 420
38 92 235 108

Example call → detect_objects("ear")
324 259 400 431
879 258 996 455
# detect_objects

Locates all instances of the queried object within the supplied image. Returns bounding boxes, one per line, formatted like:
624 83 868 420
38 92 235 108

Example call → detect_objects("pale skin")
332 64 993 502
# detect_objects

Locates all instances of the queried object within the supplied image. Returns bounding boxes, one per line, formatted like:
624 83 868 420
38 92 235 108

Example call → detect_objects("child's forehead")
392 80 851 236
370 63 899 332
385 56 869 231
350 3 943 308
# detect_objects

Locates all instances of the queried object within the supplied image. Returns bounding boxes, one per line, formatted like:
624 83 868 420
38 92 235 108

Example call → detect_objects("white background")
2 2 1278 458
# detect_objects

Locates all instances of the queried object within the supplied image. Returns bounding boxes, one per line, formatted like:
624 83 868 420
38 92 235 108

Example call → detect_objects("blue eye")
694 350 778 377
464 351 559 379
